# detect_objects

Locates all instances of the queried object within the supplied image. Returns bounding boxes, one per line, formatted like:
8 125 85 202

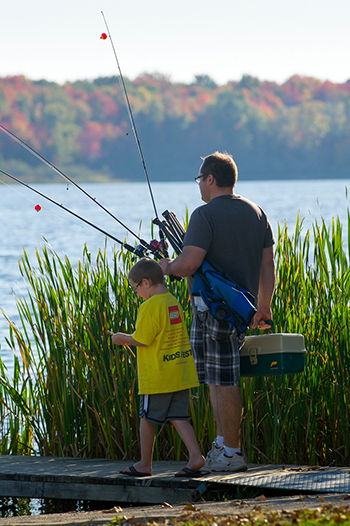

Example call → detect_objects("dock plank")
0 456 349 505
0 456 207 504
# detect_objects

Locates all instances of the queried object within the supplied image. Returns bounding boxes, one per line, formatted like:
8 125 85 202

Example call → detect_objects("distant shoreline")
1 163 348 185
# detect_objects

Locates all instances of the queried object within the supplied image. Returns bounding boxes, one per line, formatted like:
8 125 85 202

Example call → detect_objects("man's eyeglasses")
131 279 144 293
194 172 211 184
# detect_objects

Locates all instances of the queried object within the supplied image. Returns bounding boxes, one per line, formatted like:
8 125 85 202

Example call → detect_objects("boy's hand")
108 331 126 345
108 330 145 348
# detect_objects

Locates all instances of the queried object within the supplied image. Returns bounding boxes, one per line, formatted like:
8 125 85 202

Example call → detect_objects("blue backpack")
192 260 257 333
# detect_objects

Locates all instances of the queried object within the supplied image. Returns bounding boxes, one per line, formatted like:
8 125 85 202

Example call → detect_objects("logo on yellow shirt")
168 305 181 325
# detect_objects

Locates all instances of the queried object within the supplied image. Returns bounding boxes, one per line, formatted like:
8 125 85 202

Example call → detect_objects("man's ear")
207 174 215 185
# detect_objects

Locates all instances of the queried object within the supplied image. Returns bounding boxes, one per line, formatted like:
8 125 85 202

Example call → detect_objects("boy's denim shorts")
139 389 190 424
190 312 245 386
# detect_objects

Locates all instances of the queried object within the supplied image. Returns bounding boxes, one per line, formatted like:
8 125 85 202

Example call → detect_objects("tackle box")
240 333 306 377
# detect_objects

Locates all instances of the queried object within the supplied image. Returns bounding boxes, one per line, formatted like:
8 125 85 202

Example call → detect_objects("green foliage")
0 210 349 465
1 244 140 458
1 74 350 181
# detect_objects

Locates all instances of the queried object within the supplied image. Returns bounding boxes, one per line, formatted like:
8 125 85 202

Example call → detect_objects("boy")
111 257 205 477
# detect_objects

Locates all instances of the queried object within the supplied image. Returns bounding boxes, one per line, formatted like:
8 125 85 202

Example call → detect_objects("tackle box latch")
249 347 259 365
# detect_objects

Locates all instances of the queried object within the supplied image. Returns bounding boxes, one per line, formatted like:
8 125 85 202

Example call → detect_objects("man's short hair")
201 151 238 188
128 257 164 285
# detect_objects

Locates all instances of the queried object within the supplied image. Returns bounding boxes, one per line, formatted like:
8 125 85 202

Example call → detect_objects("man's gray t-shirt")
183 194 274 303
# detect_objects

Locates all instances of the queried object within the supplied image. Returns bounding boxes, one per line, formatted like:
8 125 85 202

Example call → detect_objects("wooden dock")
0 456 349 505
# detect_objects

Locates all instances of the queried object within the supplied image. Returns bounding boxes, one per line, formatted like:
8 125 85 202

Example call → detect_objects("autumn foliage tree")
0 73 349 181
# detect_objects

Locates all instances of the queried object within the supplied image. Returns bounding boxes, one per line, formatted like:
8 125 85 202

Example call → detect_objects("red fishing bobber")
100 33 107 40
34 204 41 212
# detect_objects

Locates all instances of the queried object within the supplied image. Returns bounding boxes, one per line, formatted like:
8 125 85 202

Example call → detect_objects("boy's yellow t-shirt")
132 292 199 395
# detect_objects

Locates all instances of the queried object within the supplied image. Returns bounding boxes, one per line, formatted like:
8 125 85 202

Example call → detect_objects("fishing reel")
150 238 168 255
131 239 168 260
132 244 149 259
150 238 182 283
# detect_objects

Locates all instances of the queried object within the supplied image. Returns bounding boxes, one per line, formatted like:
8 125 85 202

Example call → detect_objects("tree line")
0 73 349 181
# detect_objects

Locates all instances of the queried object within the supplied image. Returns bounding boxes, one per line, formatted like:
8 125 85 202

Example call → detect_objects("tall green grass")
241 213 350 465
0 211 349 465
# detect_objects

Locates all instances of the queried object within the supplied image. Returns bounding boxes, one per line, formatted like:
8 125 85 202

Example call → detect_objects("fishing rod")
101 11 158 220
0 123 162 258
101 11 171 257
100 14 191 260
0 24 183 262
0 124 137 239
99 19 257 332
0 168 163 259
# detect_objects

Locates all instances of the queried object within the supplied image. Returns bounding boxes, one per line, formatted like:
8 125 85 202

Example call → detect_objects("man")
159 151 276 473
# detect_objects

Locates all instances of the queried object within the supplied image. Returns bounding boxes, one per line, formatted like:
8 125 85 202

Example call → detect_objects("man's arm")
159 245 207 277
252 245 276 329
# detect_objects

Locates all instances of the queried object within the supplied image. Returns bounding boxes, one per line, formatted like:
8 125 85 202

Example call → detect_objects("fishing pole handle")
169 274 183 283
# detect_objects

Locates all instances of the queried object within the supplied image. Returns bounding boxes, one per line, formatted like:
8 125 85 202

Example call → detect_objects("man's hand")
159 257 172 276
159 246 207 277
253 246 276 330
252 307 273 330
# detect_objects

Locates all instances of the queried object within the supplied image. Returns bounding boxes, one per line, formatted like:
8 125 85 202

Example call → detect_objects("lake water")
0 178 348 372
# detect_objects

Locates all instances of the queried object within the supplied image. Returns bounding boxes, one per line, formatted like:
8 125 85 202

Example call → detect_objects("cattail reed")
0 209 349 465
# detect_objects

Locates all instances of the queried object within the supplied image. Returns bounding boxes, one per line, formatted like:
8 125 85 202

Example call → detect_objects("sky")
1 0 350 86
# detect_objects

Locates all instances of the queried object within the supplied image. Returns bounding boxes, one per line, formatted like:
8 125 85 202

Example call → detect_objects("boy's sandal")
120 465 151 477
175 466 209 477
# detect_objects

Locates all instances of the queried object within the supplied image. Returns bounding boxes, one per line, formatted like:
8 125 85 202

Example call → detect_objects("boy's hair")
201 151 238 188
128 257 164 285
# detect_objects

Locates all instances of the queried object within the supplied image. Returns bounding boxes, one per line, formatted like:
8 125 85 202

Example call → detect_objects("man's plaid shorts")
190 311 245 386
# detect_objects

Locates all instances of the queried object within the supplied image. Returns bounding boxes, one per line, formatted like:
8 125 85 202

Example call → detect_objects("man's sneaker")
201 441 224 472
207 450 248 472
206 441 224 462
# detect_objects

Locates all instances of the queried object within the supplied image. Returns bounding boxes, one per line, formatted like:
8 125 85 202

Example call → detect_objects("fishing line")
0 126 165 257
0 177 104 233
0 124 143 243
101 11 179 264
0 25 175 261
1 177 40 206
0 168 149 256
101 11 159 221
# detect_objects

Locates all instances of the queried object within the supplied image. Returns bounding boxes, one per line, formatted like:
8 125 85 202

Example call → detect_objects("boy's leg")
138 416 156 474
170 419 205 472
122 416 155 475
